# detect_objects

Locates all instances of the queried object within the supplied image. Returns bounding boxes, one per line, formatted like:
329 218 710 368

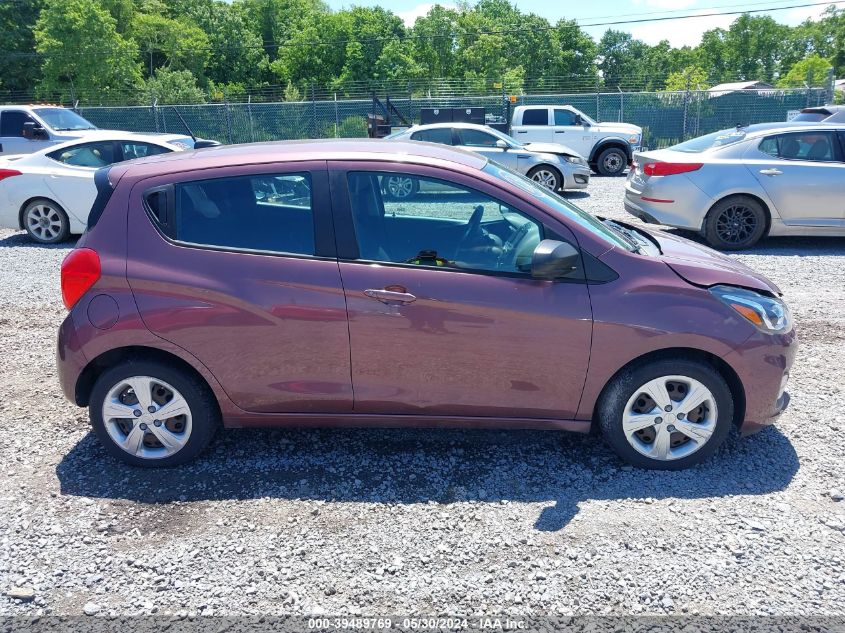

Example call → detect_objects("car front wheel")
527 165 562 192
597 359 733 470
89 360 220 467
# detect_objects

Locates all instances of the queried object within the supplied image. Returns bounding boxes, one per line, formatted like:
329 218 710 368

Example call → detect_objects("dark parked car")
57 140 796 470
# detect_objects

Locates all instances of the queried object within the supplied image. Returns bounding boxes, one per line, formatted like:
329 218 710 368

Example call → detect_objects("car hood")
648 228 781 294
595 122 642 135
523 142 584 158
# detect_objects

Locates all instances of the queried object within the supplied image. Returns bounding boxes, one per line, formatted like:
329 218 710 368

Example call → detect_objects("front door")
551 108 593 157
453 127 518 170
0 110 49 155
127 162 353 413
747 129 845 225
331 165 593 419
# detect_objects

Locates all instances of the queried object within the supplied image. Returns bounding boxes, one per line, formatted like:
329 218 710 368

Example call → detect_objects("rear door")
511 108 553 143
126 161 353 413
329 162 593 419
746 130 845 225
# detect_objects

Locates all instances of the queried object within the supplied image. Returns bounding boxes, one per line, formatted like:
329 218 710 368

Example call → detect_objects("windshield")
482 162 637 252
33 108 97 131
790 112 828 122
669 128 747 153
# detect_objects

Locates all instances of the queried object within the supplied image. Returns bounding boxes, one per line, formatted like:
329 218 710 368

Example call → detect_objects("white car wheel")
23 199 70 244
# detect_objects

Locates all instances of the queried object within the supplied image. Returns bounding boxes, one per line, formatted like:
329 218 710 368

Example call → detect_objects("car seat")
348 173 392 261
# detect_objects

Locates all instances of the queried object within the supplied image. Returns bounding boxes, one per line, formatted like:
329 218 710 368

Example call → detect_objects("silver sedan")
384 123 590 197
625 122 845 249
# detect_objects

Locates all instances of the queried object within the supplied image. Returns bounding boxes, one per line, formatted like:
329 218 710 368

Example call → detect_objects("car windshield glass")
383 129 407 140
789 112 828 122
669 128 747 153
33 108 97 131
482 162 637 252
480 126 523 147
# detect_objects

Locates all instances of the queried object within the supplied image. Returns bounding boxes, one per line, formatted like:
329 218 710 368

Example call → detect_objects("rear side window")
758 131 841 162
168 173 315 255
410 128 454 145
121 142 171 160
1 111 37 137
520 109 549 126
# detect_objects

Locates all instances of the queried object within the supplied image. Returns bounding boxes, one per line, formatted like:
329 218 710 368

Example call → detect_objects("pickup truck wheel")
596 147 627 176
527 166 561 192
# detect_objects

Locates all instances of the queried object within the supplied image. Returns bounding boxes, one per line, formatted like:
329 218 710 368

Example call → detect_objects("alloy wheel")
102 376 193 460
530 169 559 191
25 203 64 242
622 375 718 462
715 204 757 245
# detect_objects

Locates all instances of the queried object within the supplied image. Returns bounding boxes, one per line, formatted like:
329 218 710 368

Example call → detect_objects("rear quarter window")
520 109 549 126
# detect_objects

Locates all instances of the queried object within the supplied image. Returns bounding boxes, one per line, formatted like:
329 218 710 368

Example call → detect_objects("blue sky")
323 0 838 46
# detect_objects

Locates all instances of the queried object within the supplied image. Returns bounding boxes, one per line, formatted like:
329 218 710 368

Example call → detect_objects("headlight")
563 155 587 166
628 134 640 145
710 285 791 333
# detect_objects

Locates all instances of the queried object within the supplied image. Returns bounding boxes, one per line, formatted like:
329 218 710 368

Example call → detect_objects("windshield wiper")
601 219 642 253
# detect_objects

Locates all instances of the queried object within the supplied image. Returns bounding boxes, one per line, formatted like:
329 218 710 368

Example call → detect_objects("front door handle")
554 130 566 133
515 130 527 134
364 288 417 304
759 168 783 176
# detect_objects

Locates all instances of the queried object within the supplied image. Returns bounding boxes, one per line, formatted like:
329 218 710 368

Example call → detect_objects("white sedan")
0 132 189 243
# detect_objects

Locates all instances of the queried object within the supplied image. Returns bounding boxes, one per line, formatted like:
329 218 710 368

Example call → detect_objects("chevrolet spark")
56 140 796 470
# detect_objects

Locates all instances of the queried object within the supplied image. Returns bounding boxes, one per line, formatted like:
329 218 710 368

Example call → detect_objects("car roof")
731 121 845 137
30 131 184 156
117 138 488 177
404 122 496 131
801 105 845 114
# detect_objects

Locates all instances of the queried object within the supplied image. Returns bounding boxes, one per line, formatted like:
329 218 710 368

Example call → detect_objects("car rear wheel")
22 199 70 244
704 196 767 250
595 147 627 176
527 165 562 192
597 359 733 470
89 360 220 467
383 175 419 200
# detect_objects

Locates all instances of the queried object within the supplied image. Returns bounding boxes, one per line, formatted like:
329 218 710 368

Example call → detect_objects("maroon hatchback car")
56 140 796 470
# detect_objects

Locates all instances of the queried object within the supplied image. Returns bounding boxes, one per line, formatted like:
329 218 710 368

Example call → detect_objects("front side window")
520 109 549 126
171 173 315 255
410 128 454 145
48 141 117 167
554 109 576 126
121 141 171 160
0 111 37 137
758 131 841 162
348 171 543 275
456 128 499 147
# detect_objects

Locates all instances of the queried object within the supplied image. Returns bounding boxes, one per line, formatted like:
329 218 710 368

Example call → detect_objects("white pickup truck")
510 105 642 176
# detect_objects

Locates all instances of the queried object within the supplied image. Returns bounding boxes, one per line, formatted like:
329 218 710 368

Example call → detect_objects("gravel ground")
1 175 844 619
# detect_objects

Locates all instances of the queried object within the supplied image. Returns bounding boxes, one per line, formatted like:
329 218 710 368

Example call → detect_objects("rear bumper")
56 313 88 404
623 175 711 231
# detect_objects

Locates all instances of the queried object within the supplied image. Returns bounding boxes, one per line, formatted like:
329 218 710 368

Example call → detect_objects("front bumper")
723 327 798 435
563 166 591 190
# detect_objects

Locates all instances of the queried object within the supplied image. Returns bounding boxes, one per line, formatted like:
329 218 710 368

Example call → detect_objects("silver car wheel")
25 203 65 242
102 376 193 460
386 176 415 199
622 375 718 462
530 169 559 191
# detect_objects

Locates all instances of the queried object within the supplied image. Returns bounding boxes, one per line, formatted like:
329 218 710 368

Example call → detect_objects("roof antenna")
171 106 197 144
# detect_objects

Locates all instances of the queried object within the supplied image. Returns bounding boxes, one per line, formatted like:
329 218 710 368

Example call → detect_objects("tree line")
1 0 843 105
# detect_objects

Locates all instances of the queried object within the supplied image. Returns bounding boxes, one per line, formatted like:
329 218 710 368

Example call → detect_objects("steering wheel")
458 205 485 248
496 221 532 270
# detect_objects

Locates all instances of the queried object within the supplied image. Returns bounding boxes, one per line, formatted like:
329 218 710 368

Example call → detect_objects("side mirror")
531 239 580 280
23 122 47 140
495 139 508 149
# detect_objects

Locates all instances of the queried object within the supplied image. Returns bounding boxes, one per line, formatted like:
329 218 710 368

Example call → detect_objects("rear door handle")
515 130 527 134
364 288 417 304
554 130 566 133
759 168 783 176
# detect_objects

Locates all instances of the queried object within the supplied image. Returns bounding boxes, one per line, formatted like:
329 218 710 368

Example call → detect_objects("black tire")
89 359 220 468
595 147 627 176
597 359 734 471
527 165 562 192
383 175 419 200
703 196 767 251
22 198 70 244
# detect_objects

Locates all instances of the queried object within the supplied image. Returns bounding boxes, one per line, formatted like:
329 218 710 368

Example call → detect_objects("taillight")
643 162 703 177
61 248 101 309
0 168 22 182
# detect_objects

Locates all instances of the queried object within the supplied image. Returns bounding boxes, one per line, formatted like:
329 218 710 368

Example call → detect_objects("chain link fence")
75 86 829 150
